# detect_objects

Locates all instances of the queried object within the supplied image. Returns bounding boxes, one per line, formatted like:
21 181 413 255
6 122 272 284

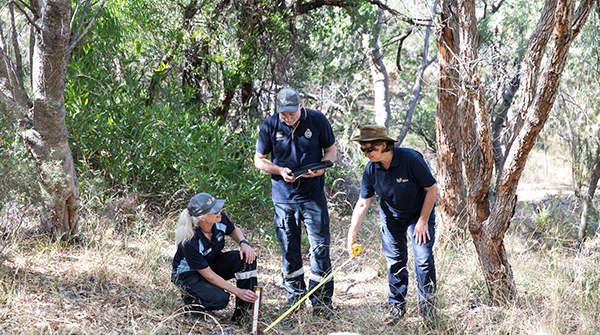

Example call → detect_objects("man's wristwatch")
239 239 250 246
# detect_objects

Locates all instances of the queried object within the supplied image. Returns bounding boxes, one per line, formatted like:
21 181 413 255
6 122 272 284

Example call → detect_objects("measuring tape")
260 244 363 333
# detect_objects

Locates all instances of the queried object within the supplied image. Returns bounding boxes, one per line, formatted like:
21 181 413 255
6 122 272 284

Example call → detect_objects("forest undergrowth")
0 178 599 335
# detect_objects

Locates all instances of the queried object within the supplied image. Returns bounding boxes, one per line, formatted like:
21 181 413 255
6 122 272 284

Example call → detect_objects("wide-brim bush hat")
351 125 397 142
187 193 225 217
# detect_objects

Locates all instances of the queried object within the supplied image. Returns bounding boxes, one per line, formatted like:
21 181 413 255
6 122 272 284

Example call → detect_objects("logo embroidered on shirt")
276 132 284 141
397 178 409 183
305 129 313 138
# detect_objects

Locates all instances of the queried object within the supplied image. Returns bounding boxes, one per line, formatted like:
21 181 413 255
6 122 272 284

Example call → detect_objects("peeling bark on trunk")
435 0 467 239
502 0 558 163
21 0 79 240
455 0 594 304
458 0 512 303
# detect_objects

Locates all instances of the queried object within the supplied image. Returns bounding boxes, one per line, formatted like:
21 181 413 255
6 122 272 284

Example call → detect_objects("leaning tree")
0 0 104 240
437 0 596 303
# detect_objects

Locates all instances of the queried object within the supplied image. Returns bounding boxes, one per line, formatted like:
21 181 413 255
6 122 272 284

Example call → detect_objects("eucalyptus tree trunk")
455 0 595 304
491 74 519 178
366 10 391 129
396 0 438 145
1 0 105 240
20 0 79 241
579 154 600 242
435 0 466 239
457 0 510 301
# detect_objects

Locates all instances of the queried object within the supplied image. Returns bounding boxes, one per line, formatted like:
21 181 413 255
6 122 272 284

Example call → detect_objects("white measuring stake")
251 286 263 335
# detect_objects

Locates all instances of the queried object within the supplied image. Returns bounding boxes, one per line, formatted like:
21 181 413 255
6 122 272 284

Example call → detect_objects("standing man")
254 87 337 317
347 125 438 326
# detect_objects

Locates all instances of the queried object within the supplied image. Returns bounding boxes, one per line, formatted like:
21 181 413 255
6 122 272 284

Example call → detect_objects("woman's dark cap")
187 193 226 217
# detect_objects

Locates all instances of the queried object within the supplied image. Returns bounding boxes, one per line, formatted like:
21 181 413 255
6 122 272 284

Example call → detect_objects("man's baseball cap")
187 193 225 217
276 87 301 113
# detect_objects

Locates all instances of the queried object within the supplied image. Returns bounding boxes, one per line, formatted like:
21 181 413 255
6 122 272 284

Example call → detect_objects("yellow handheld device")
351 243 363 258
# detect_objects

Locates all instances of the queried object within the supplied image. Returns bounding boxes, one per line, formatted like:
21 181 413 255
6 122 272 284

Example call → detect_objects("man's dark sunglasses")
360 146 375 153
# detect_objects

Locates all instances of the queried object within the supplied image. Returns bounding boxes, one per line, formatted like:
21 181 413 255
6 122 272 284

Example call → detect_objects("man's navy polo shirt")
256 107 336 203
360 147 436 221
172 213 235 277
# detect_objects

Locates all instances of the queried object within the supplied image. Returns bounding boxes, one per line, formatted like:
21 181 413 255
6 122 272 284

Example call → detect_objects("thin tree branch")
572 0 596 34
9 2 24 85
365 0 432 26
70 0 87 32
68 0 106 52
489 0 506 14
395 28 413 72
13 0 34 13
9 0 41 31
395 0 438 144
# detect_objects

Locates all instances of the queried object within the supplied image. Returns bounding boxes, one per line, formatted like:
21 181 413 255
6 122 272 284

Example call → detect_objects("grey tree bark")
1 0 104 241
23 0 79 241
366 10 391 129
579 153 600 242
396 0 438 145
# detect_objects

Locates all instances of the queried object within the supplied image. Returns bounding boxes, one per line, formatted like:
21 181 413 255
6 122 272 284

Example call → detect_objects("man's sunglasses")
360 146 376 153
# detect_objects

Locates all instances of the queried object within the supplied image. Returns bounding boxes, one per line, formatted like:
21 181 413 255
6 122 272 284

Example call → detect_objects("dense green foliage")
0 110 39 215
60 0 600 236
63 0 372 225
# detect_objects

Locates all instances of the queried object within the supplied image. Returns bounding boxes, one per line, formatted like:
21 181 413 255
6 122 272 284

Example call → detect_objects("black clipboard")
290 160 334 178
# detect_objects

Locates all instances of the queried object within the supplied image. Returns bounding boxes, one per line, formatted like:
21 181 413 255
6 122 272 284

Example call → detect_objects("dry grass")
1 192 599 335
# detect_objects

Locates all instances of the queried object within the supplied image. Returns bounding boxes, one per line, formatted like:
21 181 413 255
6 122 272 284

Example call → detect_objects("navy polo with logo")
172 213 235 277
360 147 436 221
256 107 336 203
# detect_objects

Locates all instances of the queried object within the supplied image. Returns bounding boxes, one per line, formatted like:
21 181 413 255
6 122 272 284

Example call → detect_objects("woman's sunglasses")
360 146 376 153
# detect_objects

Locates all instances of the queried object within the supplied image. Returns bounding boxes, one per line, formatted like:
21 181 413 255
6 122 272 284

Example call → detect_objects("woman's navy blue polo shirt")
360 147 436 221
171 213 235 278
256 108 336 203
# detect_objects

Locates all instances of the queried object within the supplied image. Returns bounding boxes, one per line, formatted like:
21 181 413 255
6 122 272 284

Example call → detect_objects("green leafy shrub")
0 110 40 252
66 89 271 226
0 120 39 213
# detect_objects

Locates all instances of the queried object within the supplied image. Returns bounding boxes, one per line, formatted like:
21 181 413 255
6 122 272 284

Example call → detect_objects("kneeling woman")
171 193 258 324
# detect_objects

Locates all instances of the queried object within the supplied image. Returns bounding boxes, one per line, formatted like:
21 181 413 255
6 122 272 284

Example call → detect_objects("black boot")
231 299 252 326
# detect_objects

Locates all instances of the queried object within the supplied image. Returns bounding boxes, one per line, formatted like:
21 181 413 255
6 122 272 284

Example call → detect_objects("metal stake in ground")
263 244 363 333
251 286 263 335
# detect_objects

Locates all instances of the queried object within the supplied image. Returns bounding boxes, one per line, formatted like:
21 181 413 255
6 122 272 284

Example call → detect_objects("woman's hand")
347 235 358 255
413 219 431 245
235 288 258 303
239 243 256 264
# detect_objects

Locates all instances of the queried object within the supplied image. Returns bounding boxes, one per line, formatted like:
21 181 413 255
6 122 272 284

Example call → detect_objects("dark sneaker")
231 308 252 327
385 304 406 324
313 305 339 319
